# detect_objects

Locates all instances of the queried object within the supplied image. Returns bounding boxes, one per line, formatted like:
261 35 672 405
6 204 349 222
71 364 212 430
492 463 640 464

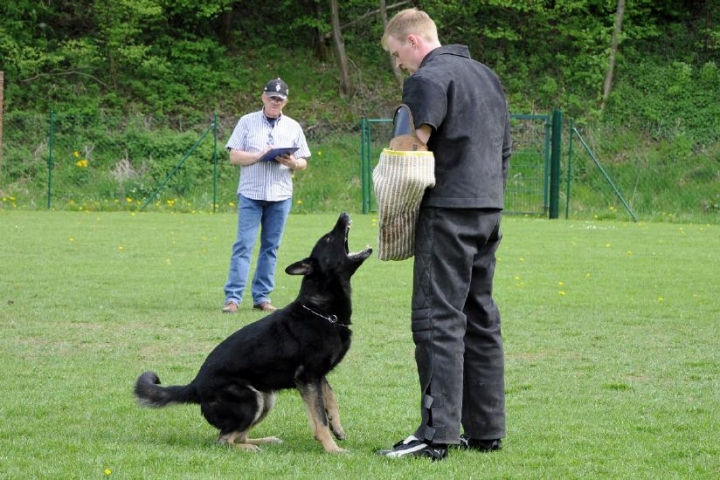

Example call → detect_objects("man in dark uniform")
378 8 512 461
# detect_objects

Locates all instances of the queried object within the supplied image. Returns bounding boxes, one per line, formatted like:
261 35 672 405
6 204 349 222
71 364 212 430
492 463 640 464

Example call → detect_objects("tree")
602 0 626 111
330 0 354 96
379 0 404 86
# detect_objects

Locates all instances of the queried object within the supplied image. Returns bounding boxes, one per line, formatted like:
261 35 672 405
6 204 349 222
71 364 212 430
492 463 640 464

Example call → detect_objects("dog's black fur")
134 213 372 452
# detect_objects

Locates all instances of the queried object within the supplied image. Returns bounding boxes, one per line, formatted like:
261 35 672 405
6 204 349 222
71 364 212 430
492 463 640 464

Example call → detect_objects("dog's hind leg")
243 392 283 446
321 378 346 441
206 388 281 452
297 381 346 453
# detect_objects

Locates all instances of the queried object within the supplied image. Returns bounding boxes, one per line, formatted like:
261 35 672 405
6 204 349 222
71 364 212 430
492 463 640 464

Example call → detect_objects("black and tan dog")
134 213 372 453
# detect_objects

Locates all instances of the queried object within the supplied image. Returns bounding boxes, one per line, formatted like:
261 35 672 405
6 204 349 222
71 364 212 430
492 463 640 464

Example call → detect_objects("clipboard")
258 147 299 162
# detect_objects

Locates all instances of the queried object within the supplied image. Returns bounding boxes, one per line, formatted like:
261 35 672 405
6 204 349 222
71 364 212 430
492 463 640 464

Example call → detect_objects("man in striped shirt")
222 78 311 314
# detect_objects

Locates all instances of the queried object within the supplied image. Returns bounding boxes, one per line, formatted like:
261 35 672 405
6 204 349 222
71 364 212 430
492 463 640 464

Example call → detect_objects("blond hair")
381 8 439 50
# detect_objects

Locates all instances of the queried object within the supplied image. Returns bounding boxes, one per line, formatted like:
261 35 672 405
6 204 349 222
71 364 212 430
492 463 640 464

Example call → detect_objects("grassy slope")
1 211 718 478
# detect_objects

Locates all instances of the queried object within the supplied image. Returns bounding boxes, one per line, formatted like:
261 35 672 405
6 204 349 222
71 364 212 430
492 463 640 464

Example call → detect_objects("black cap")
263 78 288 100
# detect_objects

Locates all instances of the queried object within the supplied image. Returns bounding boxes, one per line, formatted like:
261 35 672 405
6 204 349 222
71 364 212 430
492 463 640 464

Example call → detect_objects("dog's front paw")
329 419 346 440
232 443 262 453
325 445 348 454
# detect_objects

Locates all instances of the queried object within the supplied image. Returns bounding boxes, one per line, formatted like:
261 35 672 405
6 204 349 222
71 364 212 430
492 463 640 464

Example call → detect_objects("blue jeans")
224 195 292 306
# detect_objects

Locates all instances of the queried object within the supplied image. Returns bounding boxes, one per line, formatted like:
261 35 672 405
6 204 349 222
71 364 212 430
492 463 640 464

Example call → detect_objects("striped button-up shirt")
225 109 311 201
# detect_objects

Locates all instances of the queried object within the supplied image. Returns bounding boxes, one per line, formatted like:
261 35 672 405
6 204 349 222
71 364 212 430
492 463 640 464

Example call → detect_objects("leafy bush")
604 59 720 145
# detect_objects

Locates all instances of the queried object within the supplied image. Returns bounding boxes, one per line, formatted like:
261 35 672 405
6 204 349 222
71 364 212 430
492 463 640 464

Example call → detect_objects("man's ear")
408 33 420 49
285 259 313 276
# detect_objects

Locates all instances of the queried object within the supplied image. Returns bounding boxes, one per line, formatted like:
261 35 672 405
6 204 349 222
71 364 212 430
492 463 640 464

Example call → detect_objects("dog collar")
301 304 346 328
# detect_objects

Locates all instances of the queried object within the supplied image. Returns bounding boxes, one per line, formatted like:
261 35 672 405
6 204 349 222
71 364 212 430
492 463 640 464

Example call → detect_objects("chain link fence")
567 122 719 222
1 112 718 223
0 112 371 214
1 113 226 211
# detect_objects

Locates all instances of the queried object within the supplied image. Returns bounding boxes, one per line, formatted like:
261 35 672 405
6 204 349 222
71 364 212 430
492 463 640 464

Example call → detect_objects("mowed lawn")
1 211 718 479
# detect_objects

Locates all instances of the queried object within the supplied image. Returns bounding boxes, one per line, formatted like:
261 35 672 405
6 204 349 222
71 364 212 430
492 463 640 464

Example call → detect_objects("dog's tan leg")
322 378 346 440
298 382 346 453
252 391 277 427
217 431 261 453
217 431 282 452
245 436 283 446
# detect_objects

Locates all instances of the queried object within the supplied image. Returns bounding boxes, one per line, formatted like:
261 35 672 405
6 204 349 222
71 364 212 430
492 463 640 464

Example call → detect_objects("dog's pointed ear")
285 259 313 276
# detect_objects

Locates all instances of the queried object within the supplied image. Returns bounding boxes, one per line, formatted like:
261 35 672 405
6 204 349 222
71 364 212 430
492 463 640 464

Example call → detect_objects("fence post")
566 118 574 219
212 113 218 213
47 111 55 209
549 109 562 219
360 116 369 214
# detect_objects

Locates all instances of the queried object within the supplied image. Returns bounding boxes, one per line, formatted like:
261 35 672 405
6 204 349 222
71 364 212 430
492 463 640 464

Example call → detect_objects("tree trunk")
331 0 354 96
0 71 4 186
380 0 405 86
216 9 234 49
314 0 330 62
601 0 626 111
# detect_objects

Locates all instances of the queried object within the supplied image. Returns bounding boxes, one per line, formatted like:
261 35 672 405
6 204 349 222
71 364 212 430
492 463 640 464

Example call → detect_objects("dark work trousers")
411 207 506 445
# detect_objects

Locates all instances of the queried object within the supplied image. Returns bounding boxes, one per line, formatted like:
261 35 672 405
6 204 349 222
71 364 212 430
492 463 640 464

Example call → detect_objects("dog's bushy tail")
134 371 200 407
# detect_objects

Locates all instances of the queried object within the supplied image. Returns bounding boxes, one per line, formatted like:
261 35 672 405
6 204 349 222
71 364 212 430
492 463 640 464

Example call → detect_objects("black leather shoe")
377 435 448 461
458 434 502 452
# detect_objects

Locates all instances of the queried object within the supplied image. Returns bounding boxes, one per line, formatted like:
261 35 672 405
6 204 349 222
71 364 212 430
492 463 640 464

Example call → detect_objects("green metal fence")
2 112 224 211
2 111 717 222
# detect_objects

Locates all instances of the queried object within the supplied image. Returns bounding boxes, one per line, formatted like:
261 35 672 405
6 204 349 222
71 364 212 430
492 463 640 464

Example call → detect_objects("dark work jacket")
402 44 512 209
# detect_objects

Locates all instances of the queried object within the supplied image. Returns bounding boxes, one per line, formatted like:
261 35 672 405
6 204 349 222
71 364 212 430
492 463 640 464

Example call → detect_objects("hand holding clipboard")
258 147 299 162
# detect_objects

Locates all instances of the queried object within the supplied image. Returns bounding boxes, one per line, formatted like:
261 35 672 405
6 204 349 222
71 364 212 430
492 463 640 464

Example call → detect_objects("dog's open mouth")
344 217 373 261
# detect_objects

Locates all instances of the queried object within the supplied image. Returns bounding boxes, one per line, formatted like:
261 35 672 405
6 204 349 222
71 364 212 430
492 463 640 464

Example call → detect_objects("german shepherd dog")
134 213 372 453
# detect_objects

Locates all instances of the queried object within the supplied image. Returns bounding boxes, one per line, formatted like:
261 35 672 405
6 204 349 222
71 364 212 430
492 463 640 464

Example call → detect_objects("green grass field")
1 211 718 479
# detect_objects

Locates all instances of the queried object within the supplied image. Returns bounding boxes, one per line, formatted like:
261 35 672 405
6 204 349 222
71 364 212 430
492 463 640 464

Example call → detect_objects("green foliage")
159 0 232 19
603 59 720 144
1 0 719 221
1 0 718 121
